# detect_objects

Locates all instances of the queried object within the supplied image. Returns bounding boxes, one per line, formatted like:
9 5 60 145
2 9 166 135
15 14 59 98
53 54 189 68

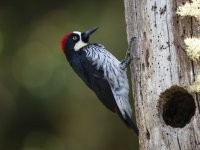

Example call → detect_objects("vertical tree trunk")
124 0 200 149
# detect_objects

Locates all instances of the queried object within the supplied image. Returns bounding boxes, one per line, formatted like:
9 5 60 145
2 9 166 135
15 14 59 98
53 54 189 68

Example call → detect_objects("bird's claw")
120 37 135 70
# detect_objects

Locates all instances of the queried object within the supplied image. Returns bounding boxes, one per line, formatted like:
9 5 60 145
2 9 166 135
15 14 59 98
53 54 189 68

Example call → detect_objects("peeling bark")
124 0 200 149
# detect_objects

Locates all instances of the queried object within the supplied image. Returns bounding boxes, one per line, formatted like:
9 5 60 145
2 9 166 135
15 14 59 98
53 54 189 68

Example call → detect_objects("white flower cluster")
184 38 200 61
177 0 200 20
177 0 200 93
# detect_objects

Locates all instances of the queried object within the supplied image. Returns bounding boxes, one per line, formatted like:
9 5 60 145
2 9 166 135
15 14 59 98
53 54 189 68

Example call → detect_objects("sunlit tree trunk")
124 0 200 149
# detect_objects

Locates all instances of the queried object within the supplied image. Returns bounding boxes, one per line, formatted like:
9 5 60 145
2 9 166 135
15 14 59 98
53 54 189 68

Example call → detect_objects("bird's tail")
116 109 139 136
124 112 139 136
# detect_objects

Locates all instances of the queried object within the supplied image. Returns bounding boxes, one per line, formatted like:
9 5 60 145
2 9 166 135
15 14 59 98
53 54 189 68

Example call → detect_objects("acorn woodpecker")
61 27 138 136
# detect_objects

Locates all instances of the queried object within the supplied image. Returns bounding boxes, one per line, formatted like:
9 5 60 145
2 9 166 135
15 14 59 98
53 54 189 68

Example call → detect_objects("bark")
124 0 200 149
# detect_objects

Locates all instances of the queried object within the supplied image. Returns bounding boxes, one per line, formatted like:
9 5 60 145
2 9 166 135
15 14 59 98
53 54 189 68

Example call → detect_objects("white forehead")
73 31 81 36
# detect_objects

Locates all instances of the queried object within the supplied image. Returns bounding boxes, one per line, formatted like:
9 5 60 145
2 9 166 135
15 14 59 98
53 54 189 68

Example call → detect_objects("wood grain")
124 0 200 149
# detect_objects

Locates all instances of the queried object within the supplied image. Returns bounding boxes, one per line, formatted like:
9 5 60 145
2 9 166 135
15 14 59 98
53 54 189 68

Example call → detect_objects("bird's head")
61 27 98 54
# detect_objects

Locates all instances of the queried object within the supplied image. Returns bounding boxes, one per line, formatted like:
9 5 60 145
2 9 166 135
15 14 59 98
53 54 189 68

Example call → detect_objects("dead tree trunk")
124 0 200 149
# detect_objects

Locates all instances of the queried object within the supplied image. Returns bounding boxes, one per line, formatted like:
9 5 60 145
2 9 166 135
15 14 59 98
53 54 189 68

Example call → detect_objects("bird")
60 27 139 136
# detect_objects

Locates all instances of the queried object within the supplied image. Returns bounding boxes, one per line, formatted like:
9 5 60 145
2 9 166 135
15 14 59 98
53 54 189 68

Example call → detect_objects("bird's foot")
120 37 135 70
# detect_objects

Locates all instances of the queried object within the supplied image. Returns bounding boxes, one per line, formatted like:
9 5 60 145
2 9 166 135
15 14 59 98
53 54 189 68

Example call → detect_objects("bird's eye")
73 36 77 41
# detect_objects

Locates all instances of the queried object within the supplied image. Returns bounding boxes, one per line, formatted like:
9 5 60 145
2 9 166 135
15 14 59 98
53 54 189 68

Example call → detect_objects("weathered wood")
124 0 200 149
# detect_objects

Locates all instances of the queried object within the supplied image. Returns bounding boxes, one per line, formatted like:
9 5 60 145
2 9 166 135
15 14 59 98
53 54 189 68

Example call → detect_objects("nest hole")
159 86 195 128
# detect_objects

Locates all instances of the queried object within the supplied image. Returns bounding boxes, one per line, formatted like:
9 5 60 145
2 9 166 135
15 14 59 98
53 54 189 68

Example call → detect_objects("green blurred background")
0 0 138 149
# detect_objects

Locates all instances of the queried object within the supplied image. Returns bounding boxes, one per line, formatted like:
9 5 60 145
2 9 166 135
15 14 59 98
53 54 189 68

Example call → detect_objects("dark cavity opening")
159 86 195 128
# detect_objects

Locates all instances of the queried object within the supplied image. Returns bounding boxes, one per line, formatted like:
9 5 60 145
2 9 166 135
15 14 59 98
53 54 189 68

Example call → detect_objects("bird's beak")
82 27 98 43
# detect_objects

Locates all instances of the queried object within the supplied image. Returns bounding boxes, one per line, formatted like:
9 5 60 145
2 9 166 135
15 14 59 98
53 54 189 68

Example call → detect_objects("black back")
68 50 118 112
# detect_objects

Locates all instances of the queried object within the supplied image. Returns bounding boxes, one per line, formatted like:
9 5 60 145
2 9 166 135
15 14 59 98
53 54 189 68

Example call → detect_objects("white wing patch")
84 44 132 118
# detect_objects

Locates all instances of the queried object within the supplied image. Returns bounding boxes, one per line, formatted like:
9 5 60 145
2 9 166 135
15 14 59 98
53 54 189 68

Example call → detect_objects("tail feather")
124 112 139 136
116 109 139 136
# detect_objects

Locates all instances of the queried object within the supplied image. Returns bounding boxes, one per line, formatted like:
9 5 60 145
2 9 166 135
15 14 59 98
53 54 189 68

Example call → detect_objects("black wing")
69 51 118 112
68 50 139 136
